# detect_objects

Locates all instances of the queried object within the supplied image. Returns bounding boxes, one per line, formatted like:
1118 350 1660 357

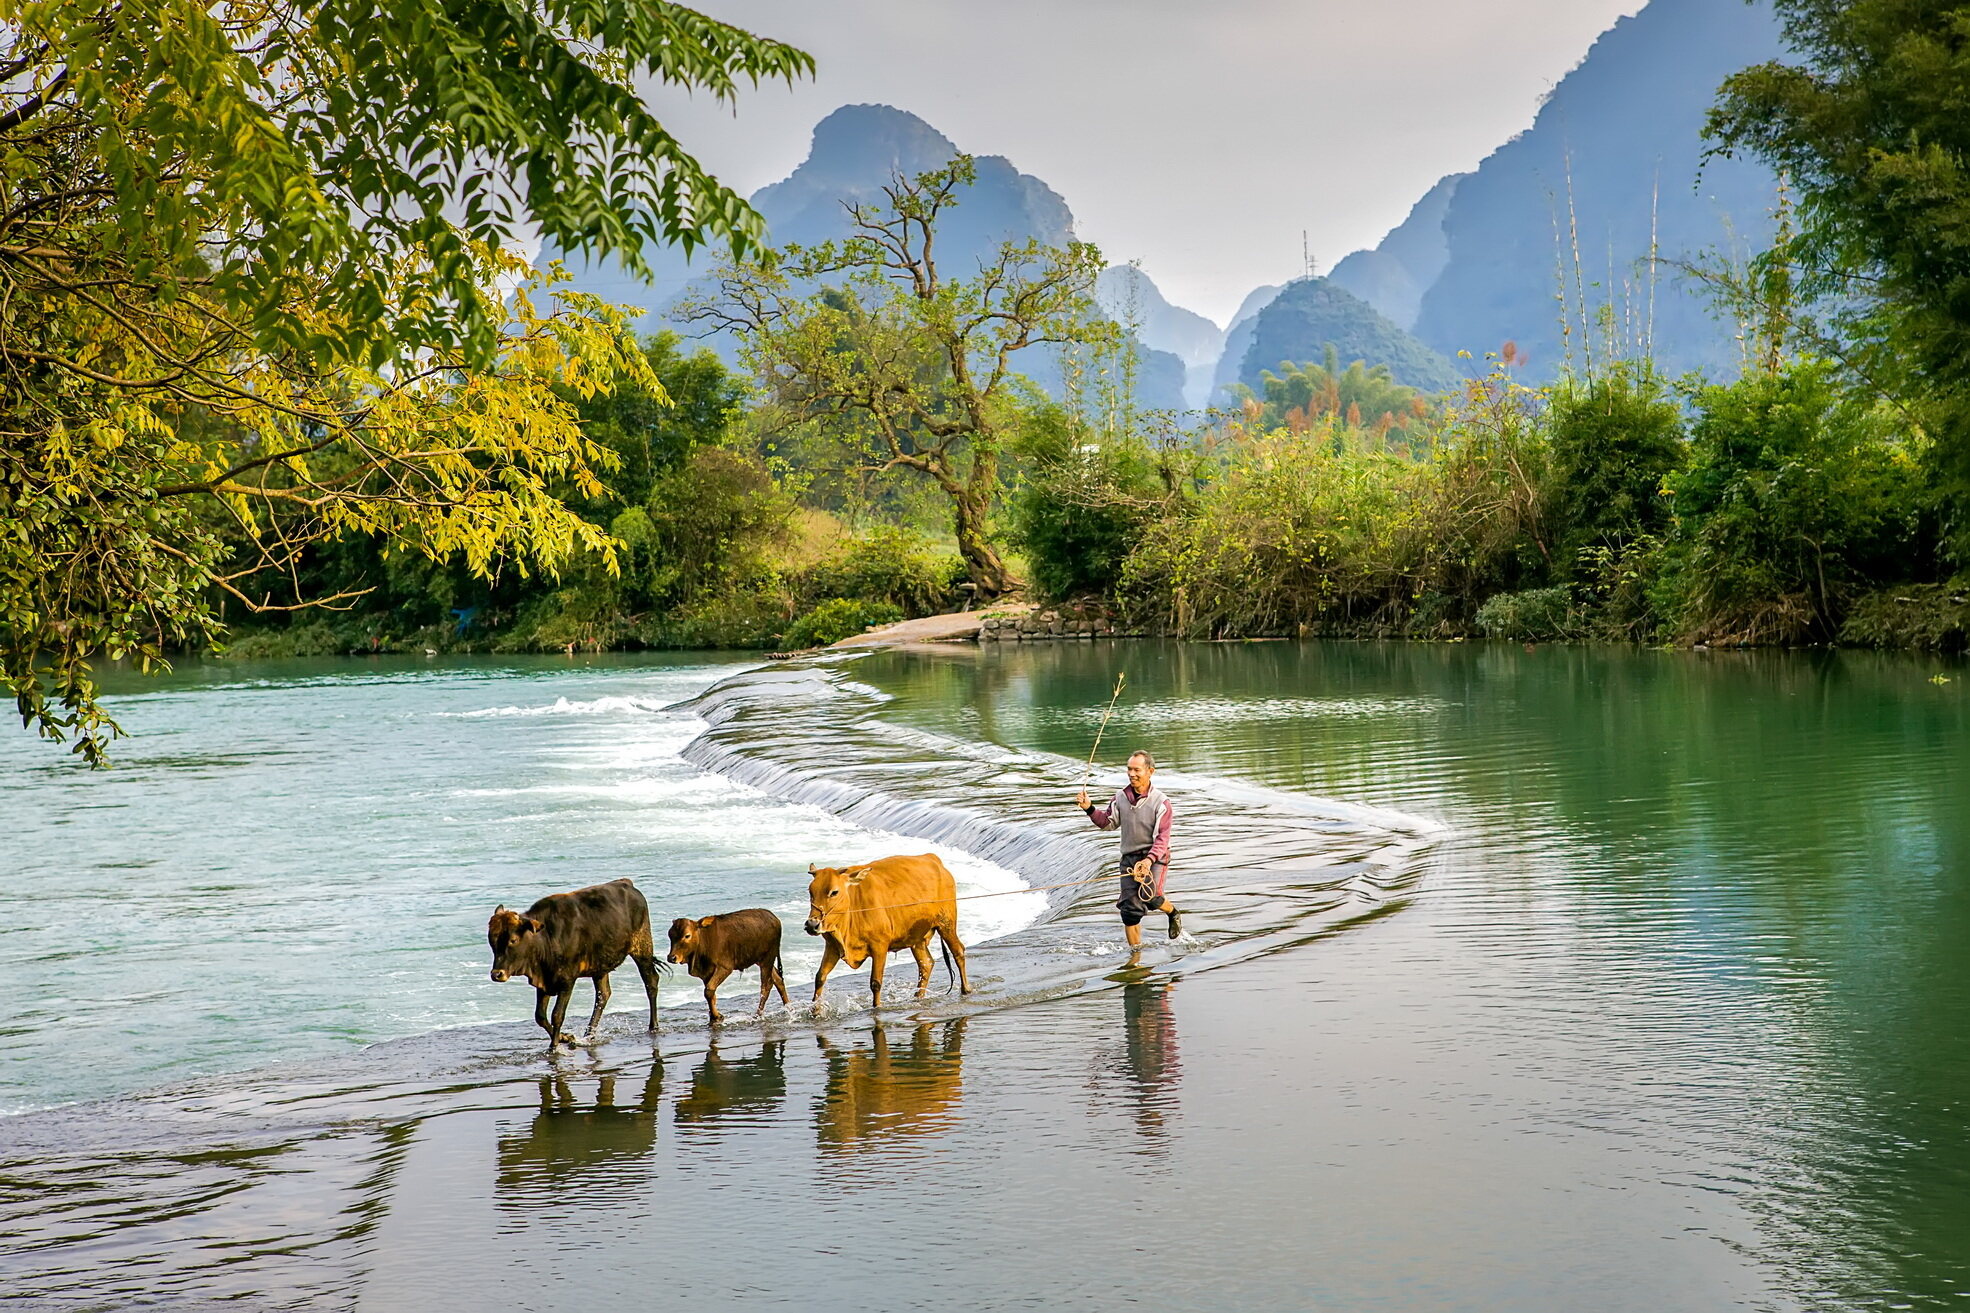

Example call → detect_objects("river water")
2 640 1965 1310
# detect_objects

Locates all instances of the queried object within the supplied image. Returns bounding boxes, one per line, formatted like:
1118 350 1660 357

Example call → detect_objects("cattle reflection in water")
814 1019 967 1155
1088 982 1182 1148
495 1062 663 1200
672 1040 788 1131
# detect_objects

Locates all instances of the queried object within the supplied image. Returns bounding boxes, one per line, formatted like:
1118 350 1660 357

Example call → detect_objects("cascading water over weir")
679 656 1446 1006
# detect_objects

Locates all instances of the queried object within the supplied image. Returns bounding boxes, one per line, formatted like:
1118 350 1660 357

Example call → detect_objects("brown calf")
666 908 789 1025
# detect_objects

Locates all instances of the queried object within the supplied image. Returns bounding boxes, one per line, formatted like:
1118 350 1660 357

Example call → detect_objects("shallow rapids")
679 657 1442 1009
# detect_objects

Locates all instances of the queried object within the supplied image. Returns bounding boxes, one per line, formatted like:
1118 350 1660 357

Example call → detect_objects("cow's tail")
631 920 672 974
938 933 958 994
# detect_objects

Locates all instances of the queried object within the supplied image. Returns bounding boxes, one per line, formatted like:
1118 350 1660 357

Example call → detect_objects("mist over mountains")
1096 265 1224 408
548 0 1786 406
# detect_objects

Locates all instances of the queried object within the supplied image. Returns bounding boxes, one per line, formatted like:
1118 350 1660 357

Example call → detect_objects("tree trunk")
951 487 1016 599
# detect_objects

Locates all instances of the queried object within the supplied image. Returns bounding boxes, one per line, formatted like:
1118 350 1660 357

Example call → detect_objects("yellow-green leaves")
3 0 795 761
1 245 651 763
3 0 807 376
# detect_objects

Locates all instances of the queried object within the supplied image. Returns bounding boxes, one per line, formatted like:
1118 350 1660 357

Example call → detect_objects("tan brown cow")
803 853 973 1008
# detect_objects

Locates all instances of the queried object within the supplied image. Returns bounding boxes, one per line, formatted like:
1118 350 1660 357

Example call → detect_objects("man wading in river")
1078 750 1183 945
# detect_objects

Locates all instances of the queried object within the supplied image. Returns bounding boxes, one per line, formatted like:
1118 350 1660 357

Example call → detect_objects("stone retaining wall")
978 610 1140 642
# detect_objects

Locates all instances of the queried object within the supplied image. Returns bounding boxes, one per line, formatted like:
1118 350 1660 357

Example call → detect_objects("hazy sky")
649 0 1649 325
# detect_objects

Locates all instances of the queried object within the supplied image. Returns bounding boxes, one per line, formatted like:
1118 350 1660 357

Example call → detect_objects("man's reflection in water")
673 1039 787 1131
1090 979 1182 1149
814 1019 967 1156
494 1059 663 1200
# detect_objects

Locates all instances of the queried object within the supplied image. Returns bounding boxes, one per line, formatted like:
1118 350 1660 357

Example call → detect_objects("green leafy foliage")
232 342 786 655
5 254 642 760
1707 0 1970 539
798 526 960 618
569 332 749 514
1839 580 1970 650
1233 347 1436 452
642 590 795 650
1475 587 1582 641
1651 361 1927 643
636 449 796 611
1115 369 1554 639
1118 434 1425 638
1 0 807 759
1543 366 1686 578
1238 277 1465 395
1010 405 1165 600
780 598 904 650
7 0 810 376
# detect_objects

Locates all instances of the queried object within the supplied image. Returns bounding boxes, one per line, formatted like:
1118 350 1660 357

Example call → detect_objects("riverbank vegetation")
1070 355 1939 647
8 0 1969 763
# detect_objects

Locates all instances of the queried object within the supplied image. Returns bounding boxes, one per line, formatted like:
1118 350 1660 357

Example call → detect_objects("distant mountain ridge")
1411 0 1785 379
1328 173 1467 331
544 104 1079 323
750 104 1078 260
1097 265 1224 408
554 0 1786 416
546 101 1438 413
1205 0 1787 394
1237 278 1464 396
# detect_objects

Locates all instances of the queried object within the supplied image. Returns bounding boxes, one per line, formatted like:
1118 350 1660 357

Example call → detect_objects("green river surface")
2 639 1966 1311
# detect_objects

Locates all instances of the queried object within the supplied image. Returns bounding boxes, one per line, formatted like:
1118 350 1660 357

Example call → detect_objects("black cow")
488 878 663 1047
666 908 789 1025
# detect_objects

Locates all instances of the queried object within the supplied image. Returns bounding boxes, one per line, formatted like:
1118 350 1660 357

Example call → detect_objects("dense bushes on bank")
1017 359 1950 648
1008 404 1165 599
224 517 962 656
1649 363 1928 644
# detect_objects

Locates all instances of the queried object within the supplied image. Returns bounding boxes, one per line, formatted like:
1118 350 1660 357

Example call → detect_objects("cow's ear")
807 862 818 874
494 904 506 915
521 916 542 934
846 866 867 885
699 916 714 927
